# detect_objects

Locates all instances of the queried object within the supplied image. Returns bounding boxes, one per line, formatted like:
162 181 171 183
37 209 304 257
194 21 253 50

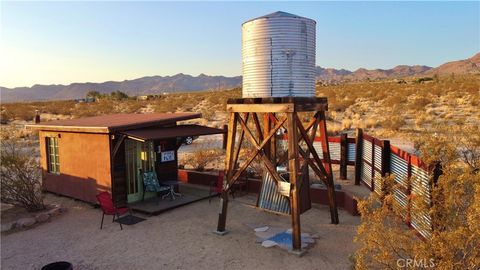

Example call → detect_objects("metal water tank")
242 11 316 98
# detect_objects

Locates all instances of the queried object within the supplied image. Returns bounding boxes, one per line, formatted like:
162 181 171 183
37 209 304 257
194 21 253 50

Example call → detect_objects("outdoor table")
161 180 183 200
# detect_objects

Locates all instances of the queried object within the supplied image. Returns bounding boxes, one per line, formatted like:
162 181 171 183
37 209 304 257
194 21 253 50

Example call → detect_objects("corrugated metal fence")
279 130 438 238
354 129 438 239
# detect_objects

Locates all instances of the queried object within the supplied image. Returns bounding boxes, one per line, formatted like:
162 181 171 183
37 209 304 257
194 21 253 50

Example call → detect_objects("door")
125 140 155 203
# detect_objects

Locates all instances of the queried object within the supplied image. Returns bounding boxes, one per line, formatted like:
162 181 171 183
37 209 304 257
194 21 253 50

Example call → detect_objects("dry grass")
1 75 478 139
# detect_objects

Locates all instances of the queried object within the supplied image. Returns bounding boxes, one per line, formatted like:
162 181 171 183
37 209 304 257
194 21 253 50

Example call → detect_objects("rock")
47 207 60 217
16 217 36 228
1 222 15 232
254 226 269 232
35 213 50 223
261 240 277 248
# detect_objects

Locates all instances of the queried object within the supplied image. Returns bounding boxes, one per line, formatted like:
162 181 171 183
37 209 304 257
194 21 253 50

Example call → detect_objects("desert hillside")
1 53 478 103
2 74 478 143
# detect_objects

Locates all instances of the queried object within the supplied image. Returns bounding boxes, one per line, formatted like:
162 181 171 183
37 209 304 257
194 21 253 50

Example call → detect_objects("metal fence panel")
374 144 382 170
361 162 372 188
348 143 356 162
390 153 409 218
258 171 291 214
329 142 341 161
410 165 432 238
390 154 409 188
373 170 382 195
363 139 372 163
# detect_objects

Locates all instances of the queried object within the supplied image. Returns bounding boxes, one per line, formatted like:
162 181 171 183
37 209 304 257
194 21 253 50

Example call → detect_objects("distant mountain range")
1 53 478 103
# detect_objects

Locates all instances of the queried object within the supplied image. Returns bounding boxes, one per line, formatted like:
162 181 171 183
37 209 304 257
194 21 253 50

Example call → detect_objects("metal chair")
139 168 171 202
96 192 131 230
209 170 224 203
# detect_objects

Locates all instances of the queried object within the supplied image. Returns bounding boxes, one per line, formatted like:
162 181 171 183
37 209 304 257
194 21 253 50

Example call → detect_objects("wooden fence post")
222 124 228 150
340 133 348 180
354 129 363 185
381 140 391 176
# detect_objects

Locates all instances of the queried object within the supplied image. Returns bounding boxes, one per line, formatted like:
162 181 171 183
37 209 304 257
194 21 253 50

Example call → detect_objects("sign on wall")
160 150 175 162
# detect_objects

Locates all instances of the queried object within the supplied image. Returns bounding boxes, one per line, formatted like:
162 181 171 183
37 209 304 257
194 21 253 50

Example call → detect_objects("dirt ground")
1 193 360 270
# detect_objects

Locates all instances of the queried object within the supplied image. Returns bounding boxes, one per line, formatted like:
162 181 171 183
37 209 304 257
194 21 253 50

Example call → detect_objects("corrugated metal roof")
121 124 225 141
27 113 201 133
243 11 312 25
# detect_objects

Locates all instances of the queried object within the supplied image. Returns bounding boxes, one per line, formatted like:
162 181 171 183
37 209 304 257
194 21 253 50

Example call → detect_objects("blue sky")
1 1 478 88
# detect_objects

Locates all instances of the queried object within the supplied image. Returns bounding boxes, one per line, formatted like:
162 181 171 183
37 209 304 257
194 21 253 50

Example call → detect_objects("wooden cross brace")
223 113 287 192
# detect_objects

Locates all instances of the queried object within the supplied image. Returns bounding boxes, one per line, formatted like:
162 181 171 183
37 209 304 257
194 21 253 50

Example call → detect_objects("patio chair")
140 168 171 201
209 170 224 203
96 191 131 230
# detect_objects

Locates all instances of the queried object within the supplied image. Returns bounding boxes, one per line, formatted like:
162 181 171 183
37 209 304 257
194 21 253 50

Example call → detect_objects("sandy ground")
1 193 359 270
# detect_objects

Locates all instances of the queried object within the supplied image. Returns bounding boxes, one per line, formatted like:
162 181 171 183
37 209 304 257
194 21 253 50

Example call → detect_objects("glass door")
125 140 156 203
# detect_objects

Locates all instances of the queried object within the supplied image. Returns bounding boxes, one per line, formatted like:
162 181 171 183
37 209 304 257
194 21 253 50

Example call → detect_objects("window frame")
46 137 60 174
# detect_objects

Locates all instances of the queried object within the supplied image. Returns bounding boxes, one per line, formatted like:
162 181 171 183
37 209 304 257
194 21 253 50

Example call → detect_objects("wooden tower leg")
216 112 238 234
318 111 339 224
287 112 302 251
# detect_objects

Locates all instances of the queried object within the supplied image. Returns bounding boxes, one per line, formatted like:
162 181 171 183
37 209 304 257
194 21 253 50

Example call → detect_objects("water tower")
215 11 338 254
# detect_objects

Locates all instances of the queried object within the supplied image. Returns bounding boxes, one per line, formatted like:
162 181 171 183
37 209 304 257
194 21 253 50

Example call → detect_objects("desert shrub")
183 148 222 171
109 91 129 100
380 116 405 131
0 139 45 211
414 77 434 84
408 96 432 111
353 128 480 269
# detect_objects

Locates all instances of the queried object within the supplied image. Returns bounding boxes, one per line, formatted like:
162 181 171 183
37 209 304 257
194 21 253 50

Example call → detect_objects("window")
46 137 60 174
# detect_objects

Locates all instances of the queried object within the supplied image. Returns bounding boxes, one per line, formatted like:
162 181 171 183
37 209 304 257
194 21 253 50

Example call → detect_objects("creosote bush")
0 139 45 211
183 147 223 171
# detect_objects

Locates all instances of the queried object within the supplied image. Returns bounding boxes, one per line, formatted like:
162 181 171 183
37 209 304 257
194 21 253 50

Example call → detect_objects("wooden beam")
298 148 328 185
340 133 348 180
287 112 302 251
295 114 330 182
226 116 287 189
232 113 249 169
111 134 126 158
354 128 363 185
263 113 272 161
252 113 264 142
317 111 339 224
217 112 238 233
227 104 294 113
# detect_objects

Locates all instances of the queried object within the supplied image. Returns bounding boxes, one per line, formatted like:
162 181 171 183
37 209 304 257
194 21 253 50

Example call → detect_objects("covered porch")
130 183 212 215
110 124 225 208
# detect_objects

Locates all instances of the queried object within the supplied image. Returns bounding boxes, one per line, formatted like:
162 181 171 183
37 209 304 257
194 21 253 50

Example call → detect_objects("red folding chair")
209 170 224 203
96 192 131 230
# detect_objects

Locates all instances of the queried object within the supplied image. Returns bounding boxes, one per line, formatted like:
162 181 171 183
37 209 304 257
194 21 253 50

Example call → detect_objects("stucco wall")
39 131 112 203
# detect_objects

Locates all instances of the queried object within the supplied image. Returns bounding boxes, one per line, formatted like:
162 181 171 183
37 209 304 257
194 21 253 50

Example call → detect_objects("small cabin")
27 113 225 206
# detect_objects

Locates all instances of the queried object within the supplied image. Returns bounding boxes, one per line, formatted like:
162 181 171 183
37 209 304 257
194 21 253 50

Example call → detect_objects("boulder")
35 213 50 223
16 217 36 228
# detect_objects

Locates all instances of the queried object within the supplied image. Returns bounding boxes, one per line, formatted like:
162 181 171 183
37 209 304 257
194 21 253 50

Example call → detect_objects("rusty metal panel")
258 171 291 214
